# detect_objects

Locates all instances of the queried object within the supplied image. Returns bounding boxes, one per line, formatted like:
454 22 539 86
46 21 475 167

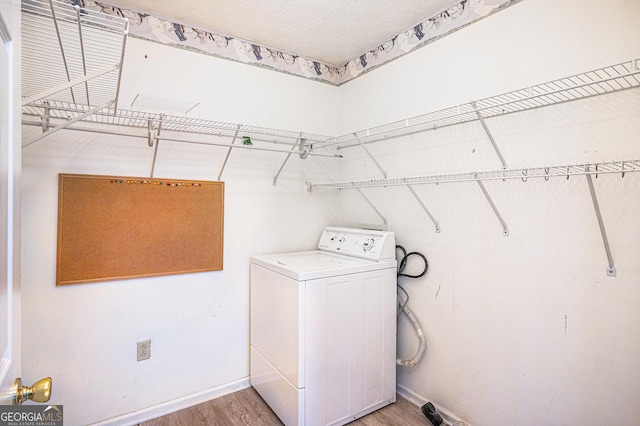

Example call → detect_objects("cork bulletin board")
56 174 224 285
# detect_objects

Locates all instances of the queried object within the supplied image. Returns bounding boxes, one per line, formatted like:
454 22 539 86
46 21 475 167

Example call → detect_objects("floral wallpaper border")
69 0 523 86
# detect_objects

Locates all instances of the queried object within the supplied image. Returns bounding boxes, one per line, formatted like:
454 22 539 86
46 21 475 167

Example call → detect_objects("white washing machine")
250 227 397 426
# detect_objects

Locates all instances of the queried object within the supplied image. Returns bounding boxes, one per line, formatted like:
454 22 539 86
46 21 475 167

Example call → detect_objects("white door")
0 2 21 404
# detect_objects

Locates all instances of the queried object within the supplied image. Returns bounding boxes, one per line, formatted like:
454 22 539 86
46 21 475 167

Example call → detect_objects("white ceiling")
103 0 459 66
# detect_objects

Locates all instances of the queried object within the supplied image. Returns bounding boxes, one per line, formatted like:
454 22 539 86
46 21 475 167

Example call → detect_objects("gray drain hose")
396 300 426 367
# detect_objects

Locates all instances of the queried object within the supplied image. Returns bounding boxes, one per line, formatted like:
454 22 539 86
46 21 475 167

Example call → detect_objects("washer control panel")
318 227 396 261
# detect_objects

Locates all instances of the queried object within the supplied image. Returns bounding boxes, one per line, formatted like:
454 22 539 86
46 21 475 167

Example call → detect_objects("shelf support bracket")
49 0 76 104
585 167 616 277
150 115 163 178
22 101 114 148
75 5 90 105
273 135 304 186
476 178 509 237
354 133 387 178
406 184 440 233
356 188 387 225
217 125 241 181
112 20 129 112
472 101 507 169
21 63 120 107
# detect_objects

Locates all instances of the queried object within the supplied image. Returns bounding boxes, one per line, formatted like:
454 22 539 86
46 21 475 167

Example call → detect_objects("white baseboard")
90 377 251 426
397 383 472 426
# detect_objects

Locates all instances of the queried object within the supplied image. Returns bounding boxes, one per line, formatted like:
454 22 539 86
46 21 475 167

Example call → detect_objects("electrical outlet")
137 339 151 361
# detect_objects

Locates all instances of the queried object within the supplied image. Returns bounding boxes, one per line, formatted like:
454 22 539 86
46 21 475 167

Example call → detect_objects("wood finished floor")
139 387 429 426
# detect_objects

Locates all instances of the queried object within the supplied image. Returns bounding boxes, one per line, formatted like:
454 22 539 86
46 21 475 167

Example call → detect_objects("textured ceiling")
102 0 459 66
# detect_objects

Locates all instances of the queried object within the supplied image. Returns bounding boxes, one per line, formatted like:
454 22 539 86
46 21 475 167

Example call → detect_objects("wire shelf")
21 100 335 145
21 0 128 108
309 159 640 190
332 59 640 148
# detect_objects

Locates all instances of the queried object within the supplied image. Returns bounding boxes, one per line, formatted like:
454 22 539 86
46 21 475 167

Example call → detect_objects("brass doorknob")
13 377 52 405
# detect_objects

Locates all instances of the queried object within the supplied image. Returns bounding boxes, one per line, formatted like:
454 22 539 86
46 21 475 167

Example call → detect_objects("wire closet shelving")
327 59 640 149
19 1 639 276
21 0 129 109
22 100 336 147
310 160 640 189
21 0 335 156
307 59 639 278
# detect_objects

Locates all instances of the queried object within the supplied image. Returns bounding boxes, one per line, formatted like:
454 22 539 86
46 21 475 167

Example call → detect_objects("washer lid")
251 250 396 281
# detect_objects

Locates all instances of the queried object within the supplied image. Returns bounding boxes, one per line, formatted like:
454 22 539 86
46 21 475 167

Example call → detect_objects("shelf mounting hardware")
472 101 507 169
217 125 241 181
476 177 509 237
405 184 440 233
23 101 114 148
585 166 616 277
147 118 155 147
150 115 163 178
356 188 387 225
41 101 50 132
299 138 310 159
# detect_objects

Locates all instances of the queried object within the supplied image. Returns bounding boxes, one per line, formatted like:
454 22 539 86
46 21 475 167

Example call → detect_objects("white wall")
21 39 340 425
337 0 640 424
21 0 640 425
339 0 639 133
120 38 340 135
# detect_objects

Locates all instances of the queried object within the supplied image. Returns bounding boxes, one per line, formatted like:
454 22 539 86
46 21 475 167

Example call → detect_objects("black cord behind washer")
396 245 429 279
395 245 429 318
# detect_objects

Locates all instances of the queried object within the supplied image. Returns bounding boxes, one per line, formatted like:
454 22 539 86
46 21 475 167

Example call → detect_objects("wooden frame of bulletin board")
56 174 224 285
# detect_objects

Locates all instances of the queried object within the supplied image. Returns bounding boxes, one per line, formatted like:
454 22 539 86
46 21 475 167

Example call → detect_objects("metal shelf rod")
150 116 163 178
477 180 509 237
20 116 336 152
21 119 147 139
154 135 341 158
48 0 76 104
217 125 241 181
472 101 507 169
74 5 90 106
585 166 617 277
112 18 129 112
22 101 114 147
273 136 303 186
